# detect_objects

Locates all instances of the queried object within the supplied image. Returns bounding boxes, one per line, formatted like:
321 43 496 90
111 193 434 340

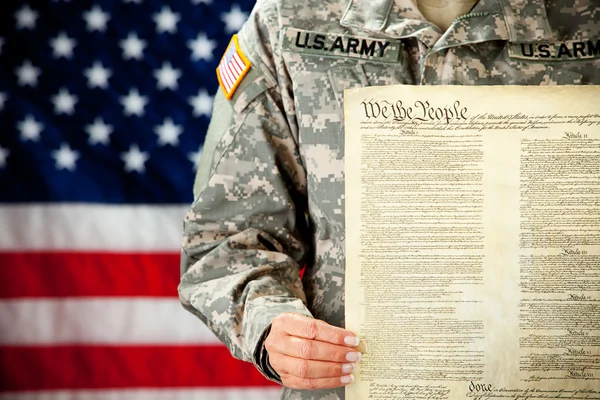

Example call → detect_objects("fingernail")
346 352 361 362
344 336 360 346
342 363 356 374
340 374 354 385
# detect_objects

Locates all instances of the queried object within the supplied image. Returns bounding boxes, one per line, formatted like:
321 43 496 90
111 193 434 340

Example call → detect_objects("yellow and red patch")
216 35 252 100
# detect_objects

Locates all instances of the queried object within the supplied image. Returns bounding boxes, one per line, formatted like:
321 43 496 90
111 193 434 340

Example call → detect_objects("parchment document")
344 86 600 400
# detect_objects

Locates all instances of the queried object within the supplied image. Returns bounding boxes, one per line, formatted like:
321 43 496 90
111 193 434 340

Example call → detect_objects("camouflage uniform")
179 0 600 398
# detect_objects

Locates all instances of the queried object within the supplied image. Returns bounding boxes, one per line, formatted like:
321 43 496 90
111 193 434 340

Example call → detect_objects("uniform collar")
340 0 395 32
499 0 553 42
340 0 436 44
340 0 553 45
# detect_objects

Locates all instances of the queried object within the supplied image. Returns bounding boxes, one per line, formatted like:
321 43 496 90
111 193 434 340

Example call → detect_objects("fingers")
272 313 359 347
265 313 362 390
268 335 362 363
270 354 356 379
280 373 355 390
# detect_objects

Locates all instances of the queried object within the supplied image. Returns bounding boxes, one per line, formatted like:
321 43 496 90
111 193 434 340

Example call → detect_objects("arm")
179 68 312 370
179 2 360 388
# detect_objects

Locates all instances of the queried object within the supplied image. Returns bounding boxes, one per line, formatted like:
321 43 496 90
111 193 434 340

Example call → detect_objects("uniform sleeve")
192 91 230 197
178 1 313 380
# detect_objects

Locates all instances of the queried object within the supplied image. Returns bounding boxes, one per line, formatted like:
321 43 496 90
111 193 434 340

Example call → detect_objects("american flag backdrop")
0 0 280 398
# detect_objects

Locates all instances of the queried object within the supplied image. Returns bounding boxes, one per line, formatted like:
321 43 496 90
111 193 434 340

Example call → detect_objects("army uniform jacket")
179 0 600 399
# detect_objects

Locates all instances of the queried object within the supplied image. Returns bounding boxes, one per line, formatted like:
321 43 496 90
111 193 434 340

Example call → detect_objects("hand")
264 313 361 390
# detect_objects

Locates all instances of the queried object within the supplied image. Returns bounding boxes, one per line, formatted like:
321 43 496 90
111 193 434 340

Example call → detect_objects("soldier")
179 0 600 398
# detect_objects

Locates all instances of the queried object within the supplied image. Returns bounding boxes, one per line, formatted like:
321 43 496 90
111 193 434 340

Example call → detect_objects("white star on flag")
85 61 112 89
120 32 147 60
52 144 80 171
121 144 149 173
52 88 78 115
188 33 216 61
50 32 77 59
121 89 148 116
83 5 110 32
15 5 38 30
153 6 180 34
0 93 7 111
189 89 213 117
18 115 44 142
16 61 41 87
154 62 181 90
222 5 248 33
155 118 183 146
0 145 9 168
85 117 113 145
188 145 203 170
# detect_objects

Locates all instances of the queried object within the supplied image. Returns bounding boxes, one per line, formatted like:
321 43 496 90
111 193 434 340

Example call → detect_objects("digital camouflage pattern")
179 0 600 398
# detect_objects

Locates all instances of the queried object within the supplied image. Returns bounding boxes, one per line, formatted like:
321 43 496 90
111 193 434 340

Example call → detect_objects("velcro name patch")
217 35 252 100
508 39 600 61
281 27 402 63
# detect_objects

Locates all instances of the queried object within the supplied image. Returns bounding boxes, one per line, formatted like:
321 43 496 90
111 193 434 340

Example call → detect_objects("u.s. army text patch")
281 27 402 63
508 39 600 61
217 35 252 100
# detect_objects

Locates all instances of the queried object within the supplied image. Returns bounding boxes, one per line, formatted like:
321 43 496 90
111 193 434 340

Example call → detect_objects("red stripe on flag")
219 62 233 91
232 53 245 73
0 345 280 391
222 62 237 90
0 252 180 298
229 54 243 75
227 62 241 79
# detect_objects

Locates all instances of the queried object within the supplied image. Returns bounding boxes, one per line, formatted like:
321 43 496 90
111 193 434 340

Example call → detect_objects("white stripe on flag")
0 389 282 400
222 61 237 90
219 62 231 90
232 53 245 73
220 62 233 91
228 61 242 78
0 204 188 251
224 54 240 85
229 54 243 75
0 298 220 345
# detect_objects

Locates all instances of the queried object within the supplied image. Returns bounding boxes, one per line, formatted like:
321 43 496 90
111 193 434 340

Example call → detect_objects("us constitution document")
344 86 599 400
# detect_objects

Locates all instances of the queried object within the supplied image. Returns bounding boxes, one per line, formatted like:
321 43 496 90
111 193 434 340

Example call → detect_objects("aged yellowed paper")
344 85 600 400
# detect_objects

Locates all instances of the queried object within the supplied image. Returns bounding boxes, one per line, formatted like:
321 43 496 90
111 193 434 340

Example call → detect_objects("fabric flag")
0 0 280 399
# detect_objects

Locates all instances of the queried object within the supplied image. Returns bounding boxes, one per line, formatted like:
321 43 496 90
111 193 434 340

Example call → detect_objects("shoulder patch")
216 35 252 100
